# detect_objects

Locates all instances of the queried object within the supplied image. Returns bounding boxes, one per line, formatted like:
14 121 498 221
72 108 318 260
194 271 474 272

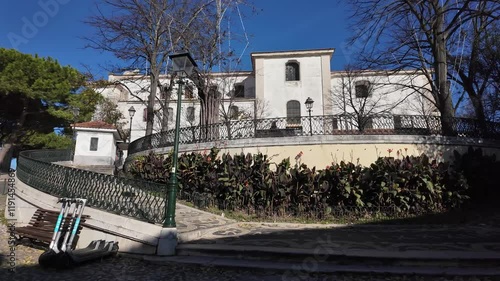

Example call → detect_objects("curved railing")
128 114 500 155
17 149 167 224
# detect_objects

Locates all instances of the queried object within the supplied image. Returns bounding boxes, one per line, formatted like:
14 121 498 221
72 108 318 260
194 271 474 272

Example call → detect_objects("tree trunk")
145 65 159 138
469 94 488 135
0 143 14 172
434 3 455 135
199 88 220 141
0 99 28 172
161 96 170 133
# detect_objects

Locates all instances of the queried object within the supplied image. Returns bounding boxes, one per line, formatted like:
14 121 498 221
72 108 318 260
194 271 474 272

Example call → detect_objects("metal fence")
129 114 500 155
17 149 168 224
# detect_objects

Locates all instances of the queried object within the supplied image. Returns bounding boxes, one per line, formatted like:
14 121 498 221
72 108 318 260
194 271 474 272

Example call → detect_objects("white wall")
99 50 434 143
260 56 325 118
74 129 116 165
329 72 434 116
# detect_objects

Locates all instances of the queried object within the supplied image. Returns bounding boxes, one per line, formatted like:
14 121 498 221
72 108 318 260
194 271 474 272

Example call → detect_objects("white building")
96 48 435 142
73 121 121 166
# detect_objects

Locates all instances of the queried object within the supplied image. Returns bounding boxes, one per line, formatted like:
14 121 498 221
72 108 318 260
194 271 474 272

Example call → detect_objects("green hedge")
128 147 481 218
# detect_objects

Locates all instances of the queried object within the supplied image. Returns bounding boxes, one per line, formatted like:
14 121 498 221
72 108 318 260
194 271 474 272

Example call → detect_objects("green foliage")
452 147 499 203
93 97 124 125
129 149 472 219
0 48 97 152
22 132 72 149
362 155 468 212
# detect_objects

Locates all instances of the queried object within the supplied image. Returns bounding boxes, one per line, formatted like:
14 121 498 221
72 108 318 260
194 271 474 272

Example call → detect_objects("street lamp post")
70 106 80 161
164 51 198 228
305 97 314 136
128 106 136 143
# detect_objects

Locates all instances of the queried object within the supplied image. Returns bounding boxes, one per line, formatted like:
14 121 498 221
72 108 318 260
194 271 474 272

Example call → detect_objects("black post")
308 109 312 136
129 116 133 143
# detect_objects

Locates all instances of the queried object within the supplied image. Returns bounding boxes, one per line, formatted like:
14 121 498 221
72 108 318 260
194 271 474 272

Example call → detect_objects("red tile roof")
74 120 116 130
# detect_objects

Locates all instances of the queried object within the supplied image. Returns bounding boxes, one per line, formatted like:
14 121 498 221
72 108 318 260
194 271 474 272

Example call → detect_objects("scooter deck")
67 240 118 264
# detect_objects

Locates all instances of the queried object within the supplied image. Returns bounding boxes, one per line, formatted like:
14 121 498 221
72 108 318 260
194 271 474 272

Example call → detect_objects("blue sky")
0 0 353 79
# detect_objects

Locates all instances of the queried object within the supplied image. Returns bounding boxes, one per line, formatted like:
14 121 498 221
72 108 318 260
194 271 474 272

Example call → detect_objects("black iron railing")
128 114 500 155
17 150 167 224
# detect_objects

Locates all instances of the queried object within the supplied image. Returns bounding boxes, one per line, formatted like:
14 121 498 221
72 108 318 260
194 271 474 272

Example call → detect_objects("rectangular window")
167 107 174 122
143 108 148 122
90 137 99 151
286 61 300 81
187 107 195 122
362 117 373 129
234 85 244 98
355 85 369 98
355 80 371 98
394 115 402 129
229 106 239 120
332 118 338 130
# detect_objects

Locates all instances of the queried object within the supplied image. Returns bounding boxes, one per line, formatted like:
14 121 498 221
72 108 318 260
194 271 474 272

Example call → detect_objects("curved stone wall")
126 135 500 168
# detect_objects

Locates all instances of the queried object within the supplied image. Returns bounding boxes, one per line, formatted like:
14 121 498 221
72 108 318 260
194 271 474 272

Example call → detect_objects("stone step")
173 243 500 275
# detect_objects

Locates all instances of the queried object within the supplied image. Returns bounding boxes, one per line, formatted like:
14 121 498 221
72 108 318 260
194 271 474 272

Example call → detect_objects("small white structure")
74 121 121 166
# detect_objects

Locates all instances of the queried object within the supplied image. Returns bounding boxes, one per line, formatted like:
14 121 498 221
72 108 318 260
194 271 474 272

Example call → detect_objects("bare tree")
450 17 500 123
93 97 129 141
85 0 180 137
85 0 255 141
342 0 499 134
173 0 256 139
330 67 417 131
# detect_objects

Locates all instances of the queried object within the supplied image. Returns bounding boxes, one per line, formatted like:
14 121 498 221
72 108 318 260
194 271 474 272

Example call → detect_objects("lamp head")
305 97 314 110
169 52 197 77
128 106 136 118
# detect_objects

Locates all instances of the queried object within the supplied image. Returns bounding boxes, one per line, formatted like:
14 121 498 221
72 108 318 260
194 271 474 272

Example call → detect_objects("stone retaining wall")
126 135 500 168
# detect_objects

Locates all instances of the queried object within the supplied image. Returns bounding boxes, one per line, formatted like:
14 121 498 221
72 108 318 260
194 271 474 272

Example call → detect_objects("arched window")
286 100 301 124
234 84 245 98
229 106 239 120
161 86 169 100
118 89 128 101
285 61 300 81
186 106 195 122
184 86 194 99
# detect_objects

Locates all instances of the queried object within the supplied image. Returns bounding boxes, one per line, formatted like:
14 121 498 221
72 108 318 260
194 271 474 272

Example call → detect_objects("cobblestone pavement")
189 222 500 256
176 203 235 234
0 215 496 281
1 183 500 281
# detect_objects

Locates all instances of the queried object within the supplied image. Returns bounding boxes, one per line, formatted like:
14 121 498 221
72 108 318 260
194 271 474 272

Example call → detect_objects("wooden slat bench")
15 208 90 248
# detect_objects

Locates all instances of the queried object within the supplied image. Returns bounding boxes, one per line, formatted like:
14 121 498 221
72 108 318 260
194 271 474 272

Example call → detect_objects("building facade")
96 48 434 142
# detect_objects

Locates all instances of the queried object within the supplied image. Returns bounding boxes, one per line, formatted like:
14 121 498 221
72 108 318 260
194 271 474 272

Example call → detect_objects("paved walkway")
3 197 496 280
175 203 235 236
175 203 500 260
2 180 500 279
